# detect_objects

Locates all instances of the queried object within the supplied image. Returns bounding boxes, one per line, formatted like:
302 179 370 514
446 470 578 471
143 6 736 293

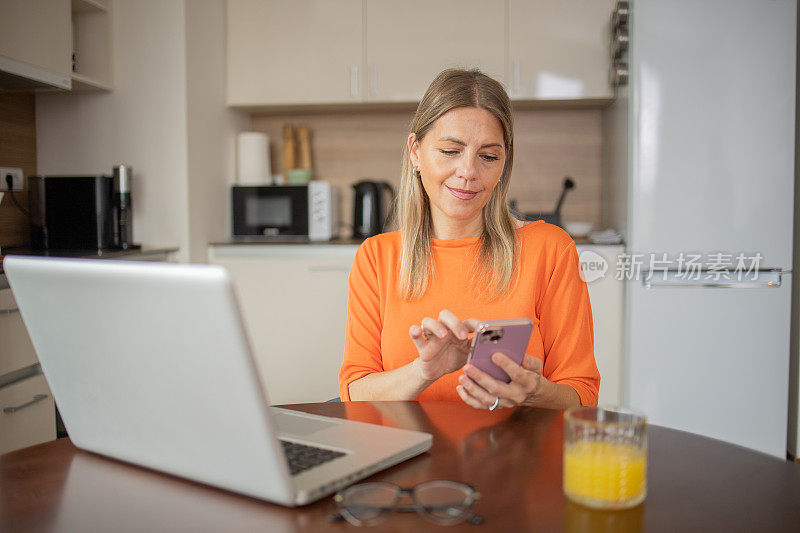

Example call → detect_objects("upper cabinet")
0 0 72 89
70 0 114 91
0 0 113 91
364 0 505 103
227 0 363 106
507 0 615 100
227 0 614 107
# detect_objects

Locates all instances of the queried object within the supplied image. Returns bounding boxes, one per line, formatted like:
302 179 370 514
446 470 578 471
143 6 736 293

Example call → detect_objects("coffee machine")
28 166 140 251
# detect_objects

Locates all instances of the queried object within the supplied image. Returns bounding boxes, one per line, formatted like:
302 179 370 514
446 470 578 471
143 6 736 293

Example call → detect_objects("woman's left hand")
456 353 544 410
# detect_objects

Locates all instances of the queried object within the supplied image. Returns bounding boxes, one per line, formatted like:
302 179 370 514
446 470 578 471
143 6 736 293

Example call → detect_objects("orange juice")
563 440 647 509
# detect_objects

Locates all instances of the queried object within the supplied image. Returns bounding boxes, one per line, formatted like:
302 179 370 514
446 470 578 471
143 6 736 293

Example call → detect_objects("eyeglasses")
330 480 482 526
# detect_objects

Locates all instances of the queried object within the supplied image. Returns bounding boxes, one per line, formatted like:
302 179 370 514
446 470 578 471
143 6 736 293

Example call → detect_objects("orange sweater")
338 221 600 406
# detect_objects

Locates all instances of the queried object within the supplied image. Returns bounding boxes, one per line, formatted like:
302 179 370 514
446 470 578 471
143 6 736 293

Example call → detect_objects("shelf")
70 0 112 92
70 72 112 92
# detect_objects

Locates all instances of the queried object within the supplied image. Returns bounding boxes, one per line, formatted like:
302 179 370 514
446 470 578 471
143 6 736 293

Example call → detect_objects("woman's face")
409 107 506 238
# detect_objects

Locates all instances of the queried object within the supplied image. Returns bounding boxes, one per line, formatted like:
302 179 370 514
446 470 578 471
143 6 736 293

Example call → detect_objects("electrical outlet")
0 167 24 191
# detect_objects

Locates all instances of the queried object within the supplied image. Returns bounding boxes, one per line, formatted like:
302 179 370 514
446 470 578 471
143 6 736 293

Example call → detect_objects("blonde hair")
395 68 517 300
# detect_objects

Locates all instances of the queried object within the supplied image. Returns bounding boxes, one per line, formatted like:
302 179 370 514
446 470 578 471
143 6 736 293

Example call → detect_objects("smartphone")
466 318 533 383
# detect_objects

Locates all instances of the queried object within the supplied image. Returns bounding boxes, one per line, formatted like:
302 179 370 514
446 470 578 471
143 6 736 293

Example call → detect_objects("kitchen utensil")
563 221 594 238
510 176 575 227
352 180 395 238
281 125 296 175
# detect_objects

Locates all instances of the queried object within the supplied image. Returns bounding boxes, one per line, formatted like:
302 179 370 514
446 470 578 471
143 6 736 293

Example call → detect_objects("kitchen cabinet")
226 0 612 107
70 0 114 91
0 288 55 455
208 244 359 404
507 0 615 100
0 0 113 91
364 0 505 102
0 0 72 90
576 244 624 405
226 0 363 106
0 374 55 455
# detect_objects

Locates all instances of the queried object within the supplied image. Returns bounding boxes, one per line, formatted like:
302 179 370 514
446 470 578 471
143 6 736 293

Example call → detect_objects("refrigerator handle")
643 270 782 289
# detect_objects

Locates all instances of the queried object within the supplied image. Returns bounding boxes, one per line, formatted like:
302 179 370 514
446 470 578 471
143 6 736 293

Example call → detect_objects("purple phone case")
467 319 533 383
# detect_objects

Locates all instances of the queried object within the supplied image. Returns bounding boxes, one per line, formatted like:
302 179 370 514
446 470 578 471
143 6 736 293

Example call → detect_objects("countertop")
0 247 179 288
209 236 622 246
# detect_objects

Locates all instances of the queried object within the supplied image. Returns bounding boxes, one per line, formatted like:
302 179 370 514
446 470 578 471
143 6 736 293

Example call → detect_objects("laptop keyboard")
280 440 346 476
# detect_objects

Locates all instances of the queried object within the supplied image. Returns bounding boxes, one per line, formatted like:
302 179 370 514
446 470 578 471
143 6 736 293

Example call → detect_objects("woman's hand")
409 310 478 384
456 353 545 409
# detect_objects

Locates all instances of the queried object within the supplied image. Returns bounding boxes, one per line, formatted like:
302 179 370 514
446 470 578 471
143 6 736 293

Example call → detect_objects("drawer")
0 373 56 455
0 289 39 377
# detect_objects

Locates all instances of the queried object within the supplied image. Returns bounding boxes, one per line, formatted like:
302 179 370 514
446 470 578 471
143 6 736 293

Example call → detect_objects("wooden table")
2 401 799 532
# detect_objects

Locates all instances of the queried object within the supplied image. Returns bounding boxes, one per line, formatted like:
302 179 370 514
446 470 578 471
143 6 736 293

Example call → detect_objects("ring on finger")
489 396 500 411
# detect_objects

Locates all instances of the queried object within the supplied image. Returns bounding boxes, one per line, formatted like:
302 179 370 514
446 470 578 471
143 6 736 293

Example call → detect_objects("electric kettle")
352 180 395 238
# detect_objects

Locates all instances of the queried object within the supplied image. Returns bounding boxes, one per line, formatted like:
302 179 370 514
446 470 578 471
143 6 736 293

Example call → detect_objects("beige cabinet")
0 374 55 455
70 0 114 91
508 0 615 100
364 0 505 102
227 0 611 107
226 0 363 106
576 244 624 405
0 288 56 455
208 244 358 404
0 0 112 91
0 0 72 89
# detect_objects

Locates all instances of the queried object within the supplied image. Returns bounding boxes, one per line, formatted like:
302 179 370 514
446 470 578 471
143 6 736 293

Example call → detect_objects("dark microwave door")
232 186 308 237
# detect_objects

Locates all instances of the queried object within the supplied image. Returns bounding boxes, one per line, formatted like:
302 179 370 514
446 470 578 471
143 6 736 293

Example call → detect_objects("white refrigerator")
605 0 797 458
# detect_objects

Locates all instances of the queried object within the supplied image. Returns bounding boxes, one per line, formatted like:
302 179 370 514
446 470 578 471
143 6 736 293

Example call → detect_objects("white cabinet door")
508 0 614 100
227 0 364 106
577 245 624 405
209 245 358 404
0 0 71 89
0 289 39 377
0 373 56 455
365 0 505 102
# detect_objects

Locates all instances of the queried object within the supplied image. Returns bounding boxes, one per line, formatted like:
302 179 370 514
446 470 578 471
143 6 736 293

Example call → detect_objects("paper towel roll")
237 132 271 184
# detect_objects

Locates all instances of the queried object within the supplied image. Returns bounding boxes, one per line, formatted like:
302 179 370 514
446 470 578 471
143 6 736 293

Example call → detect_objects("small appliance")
113 165 137 250
352 180 395 239
28 175 116 250
232 181 337 241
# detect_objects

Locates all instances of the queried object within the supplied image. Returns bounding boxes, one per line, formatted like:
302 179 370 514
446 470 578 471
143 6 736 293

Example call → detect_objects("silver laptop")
3 256 431 506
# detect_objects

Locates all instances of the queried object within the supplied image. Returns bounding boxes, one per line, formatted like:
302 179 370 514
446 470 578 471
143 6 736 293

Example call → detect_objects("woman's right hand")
409 310 478 383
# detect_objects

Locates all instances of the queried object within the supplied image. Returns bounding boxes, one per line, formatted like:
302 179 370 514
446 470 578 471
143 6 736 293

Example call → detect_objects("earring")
412 166 421 178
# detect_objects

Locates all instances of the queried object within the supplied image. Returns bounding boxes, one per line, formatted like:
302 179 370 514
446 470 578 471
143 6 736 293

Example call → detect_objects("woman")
339 69 599 410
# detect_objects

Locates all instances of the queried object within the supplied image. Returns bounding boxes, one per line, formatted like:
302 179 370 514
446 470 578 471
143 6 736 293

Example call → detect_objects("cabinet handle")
3 393 48 414
350 65 359 98
512 59 520 94
0 307 20 315
369 65 378 97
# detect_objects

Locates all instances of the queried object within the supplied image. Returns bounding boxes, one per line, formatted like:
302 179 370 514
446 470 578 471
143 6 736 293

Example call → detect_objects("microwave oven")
231 182 337 241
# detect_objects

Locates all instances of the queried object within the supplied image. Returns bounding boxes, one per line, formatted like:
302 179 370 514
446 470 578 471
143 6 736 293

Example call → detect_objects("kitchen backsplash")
0 93 35 250
250 105 604 233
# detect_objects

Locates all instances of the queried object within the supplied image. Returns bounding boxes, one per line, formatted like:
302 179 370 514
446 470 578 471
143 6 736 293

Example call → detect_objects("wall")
0 93 35 250
36 0 189 259
250 105 605 234
35 0 245 262
185 0 249 262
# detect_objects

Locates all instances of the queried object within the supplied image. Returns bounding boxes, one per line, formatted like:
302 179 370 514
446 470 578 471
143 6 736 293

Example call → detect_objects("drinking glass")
563 406 647 510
